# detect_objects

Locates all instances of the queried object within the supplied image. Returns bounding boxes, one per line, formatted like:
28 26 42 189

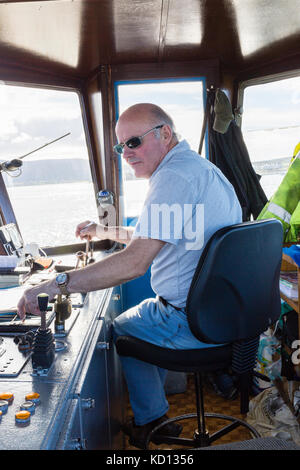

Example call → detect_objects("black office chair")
116 219 283 448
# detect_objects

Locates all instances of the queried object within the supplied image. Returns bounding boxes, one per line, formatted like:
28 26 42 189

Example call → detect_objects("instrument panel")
0 294 82 378
0 251 89 378
0 248 123 450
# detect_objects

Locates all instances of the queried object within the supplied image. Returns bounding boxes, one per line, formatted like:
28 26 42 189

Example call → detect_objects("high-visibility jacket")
287 199 300 242
257 144 300 242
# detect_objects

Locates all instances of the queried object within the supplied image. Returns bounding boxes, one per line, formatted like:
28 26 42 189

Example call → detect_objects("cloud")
242 107 300 130
0 118 18 141
0 84 87 161
11 132 31 144
118 81 204 114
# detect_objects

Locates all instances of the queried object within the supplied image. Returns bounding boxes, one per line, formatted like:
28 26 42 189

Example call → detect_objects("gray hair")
118 103 179 141
149 105 178 140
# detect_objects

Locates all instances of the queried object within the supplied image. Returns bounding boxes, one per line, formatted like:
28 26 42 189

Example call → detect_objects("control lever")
54 294 72 336
85 239 95 264
14 330 36 352
89 241 95 263
38 293 48 330
31 293 55 370
79 221 95 264
75 250 86 269
85 239 89 266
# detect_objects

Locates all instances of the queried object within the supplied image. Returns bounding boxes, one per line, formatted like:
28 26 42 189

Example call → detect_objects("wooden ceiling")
0 0 299 81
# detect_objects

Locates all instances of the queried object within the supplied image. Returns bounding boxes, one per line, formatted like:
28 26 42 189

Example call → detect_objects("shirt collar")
150 140 190 181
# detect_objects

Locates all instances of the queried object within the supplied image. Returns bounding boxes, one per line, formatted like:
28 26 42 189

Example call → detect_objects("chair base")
146 413 260 449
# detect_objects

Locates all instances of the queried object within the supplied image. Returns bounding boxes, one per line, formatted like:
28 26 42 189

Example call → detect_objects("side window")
0 84 98 247
240 75 300 199
114 79 205 224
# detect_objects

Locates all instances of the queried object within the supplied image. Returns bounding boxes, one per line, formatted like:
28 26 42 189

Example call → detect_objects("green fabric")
257 156 300 241
286 200 300 242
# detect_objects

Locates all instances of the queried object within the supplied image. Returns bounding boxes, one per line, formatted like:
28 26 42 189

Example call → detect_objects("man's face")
116 117 169 179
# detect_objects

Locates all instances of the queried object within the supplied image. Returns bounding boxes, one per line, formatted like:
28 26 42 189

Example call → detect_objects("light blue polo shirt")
132 140 242 308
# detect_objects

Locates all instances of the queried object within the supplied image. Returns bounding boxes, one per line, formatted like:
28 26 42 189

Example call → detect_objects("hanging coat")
206 89 268 221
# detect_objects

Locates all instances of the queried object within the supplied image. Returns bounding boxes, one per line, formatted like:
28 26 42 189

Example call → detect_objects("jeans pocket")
160 315 182 348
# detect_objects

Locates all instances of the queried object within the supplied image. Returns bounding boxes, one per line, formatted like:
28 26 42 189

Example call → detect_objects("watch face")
56 273 68 284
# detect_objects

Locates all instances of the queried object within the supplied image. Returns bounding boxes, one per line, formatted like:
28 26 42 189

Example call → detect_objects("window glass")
115 79 205 222
241 75 300 199
0 84 98 247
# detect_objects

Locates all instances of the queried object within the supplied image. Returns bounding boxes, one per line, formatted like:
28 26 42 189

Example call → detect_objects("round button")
15 410 31 424
25 392 40 405
0 393 14 405
0 400 9 414
20 401 35 415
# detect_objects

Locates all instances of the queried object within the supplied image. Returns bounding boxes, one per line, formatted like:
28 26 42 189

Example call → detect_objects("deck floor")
124 374 254 450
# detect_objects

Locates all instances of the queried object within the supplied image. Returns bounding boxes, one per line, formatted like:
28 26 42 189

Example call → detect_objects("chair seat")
116 336 232 373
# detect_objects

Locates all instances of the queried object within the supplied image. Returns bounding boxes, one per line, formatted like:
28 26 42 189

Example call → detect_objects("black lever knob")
37 293 49 312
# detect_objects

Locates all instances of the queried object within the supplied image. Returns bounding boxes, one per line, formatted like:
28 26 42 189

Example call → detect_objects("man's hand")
75 220 110 241
17 281 57 321
75 220 97 240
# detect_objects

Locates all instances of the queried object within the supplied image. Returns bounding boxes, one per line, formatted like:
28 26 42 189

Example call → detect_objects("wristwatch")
55 272 70 295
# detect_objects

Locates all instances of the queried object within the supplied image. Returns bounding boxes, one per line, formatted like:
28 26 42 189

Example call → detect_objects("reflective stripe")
268 202 291 224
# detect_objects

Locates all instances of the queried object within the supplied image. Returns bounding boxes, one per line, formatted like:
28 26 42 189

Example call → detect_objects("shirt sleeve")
132 169 196 245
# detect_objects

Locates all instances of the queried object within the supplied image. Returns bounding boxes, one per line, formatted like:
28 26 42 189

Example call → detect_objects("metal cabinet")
104 286 124 450
59 286 124 450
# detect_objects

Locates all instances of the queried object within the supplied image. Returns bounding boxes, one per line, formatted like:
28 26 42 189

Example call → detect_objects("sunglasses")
113 124 163 154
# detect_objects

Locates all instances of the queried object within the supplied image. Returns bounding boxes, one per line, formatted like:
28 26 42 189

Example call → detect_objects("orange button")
25 392 40 404
0 393 14 404
15 410 31 422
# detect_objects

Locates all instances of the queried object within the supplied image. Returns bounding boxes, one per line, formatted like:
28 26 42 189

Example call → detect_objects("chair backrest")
186 219 283 345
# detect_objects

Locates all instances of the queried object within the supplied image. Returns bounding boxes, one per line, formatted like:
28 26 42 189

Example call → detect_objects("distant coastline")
2 157 135 187
2 158 92 187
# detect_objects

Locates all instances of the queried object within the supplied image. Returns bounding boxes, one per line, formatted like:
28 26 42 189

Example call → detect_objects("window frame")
236 69 300 199
0 80 99 249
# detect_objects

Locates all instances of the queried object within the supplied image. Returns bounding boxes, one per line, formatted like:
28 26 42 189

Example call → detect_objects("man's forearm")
63 245 143 294
103 225 135 245
17 237 164 320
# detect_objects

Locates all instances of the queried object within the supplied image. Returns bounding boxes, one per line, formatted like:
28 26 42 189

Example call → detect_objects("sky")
0 75 299 198
242 75 300 162
0 84 88 163
116 79 205 154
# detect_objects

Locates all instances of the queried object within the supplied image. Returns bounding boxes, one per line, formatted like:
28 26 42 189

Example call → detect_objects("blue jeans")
112 296 218 425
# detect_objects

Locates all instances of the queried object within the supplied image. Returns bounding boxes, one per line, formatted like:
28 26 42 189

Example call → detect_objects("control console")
0 291 83 378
